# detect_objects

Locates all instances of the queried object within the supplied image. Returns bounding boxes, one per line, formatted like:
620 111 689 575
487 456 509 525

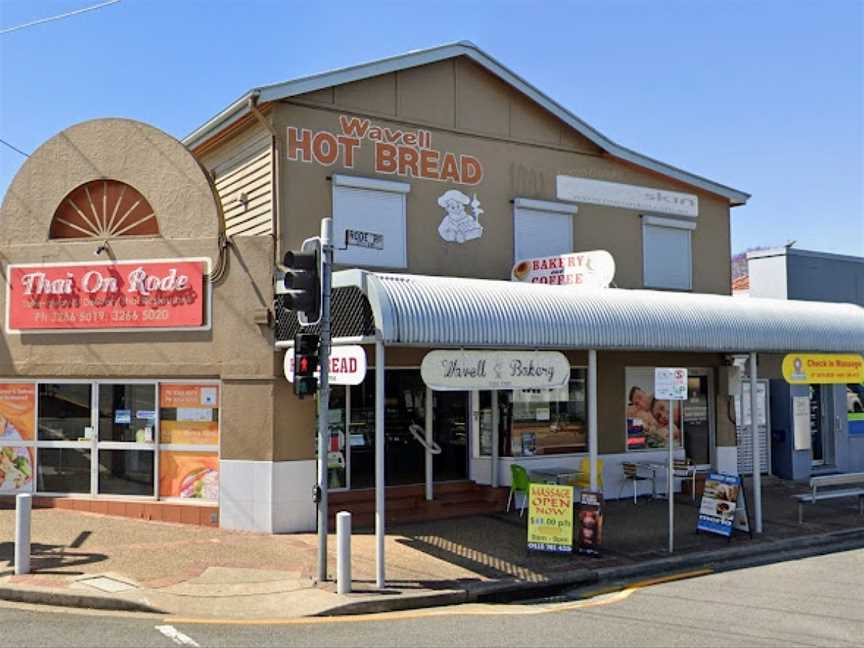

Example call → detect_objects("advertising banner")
782 353 864 384
556 175 699 217
625 368 684 450
527 483 574 554
511 250 615 288
0 383 36 494
159 451 218 500
284 345 367 386
422 350 570 391
576 491 604 556
159 384 219 446
697 473 742 537
6 259 209 333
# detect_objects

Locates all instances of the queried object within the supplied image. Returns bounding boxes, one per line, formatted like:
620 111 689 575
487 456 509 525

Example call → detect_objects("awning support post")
425 387 433 501
750 352 763 533
491 390 499 488
375 341 386 588
589 349 599 491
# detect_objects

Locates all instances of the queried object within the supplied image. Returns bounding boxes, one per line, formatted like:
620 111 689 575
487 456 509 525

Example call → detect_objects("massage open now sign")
5 258 209 333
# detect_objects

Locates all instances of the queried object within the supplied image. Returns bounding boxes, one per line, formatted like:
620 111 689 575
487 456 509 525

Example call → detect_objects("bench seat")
795 482 864 523
794 488 864 503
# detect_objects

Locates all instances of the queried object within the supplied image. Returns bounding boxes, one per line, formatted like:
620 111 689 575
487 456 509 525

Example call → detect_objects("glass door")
96 382 157 496
36 383 94 494
810 385 825 466
433 391 469 481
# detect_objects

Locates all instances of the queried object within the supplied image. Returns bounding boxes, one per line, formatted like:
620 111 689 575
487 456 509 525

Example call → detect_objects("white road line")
155 624 200 647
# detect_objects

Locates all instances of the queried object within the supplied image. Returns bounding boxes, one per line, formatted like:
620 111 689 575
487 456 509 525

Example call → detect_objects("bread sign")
511 250 615 288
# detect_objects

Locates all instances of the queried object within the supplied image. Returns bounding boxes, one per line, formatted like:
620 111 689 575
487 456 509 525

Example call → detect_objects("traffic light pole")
316 218 333 583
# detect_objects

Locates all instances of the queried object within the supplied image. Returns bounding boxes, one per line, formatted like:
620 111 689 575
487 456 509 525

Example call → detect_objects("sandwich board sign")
697 472 751 538
527 483 574 554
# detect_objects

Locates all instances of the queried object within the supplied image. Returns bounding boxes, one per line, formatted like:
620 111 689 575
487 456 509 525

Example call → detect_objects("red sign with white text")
6 259 208 332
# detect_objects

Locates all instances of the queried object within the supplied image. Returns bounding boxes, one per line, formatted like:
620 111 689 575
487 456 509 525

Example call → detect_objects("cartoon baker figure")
437 189 484 243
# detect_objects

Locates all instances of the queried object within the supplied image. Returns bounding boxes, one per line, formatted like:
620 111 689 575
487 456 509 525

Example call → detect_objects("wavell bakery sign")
421 350 570 391
5 258 209 333
287 115 484 185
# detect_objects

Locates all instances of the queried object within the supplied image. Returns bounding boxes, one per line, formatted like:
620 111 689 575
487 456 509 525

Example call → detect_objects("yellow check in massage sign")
782 353 864 384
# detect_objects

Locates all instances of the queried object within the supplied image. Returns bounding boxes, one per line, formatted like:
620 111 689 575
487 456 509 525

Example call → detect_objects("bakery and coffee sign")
287 115 483 186
557 175 698 218
512 250 615 288
5 259 208 333
421 350 570 391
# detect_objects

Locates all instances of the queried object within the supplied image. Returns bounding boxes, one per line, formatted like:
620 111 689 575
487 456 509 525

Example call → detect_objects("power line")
0 0 122 35
0 138 30 157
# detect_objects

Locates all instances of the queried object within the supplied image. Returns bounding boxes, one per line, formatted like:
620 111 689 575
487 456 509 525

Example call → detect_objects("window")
332 175 410 269
513 198 577 262
642 215 695 290
501 370 588 457
50 180 158 239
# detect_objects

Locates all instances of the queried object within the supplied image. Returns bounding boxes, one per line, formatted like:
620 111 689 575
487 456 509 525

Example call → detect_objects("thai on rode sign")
5 259 208 333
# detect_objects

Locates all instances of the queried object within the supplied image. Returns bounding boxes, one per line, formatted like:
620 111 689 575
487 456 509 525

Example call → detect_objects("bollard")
336 511 351 594
15 493 32 576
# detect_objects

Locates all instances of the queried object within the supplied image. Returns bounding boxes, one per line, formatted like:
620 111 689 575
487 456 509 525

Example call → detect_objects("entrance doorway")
432 391 469 482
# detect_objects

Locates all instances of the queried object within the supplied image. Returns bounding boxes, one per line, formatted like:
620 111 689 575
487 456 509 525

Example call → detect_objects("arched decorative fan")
50 179 159 239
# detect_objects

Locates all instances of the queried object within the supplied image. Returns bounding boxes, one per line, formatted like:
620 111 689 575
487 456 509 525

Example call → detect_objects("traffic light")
293 333 320 398
282 241 321 325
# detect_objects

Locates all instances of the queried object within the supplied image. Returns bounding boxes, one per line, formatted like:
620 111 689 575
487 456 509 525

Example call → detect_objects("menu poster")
527 483 574 554
160 384 219 446
697 473 742 537
0 383 36 494
159 451 218 500
576 491 604 556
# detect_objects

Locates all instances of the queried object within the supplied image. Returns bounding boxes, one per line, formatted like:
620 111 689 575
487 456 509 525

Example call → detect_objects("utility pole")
316 218 333 582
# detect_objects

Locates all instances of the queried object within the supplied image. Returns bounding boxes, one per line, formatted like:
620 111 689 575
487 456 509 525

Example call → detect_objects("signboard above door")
782 353 864 384
511 250 615 288
421 350 570 391
556 175 698 218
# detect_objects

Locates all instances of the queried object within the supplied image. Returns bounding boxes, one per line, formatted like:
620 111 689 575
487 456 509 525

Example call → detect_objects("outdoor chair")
618 462 651 503
569 456 604 493
673 458 698 500
507 464 531 516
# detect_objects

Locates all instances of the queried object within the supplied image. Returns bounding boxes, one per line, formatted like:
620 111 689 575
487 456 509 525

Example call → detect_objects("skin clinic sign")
5 259 208 333
556 175 698 218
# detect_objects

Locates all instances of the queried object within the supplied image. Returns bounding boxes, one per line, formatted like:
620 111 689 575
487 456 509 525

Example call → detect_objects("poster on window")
159 384 219 446
159 451 218 500
625 368 683 450
0 384 36 493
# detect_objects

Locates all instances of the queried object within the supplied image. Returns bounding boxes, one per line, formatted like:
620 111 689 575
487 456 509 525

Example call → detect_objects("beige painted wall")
0 119 282 462
272 56 733 294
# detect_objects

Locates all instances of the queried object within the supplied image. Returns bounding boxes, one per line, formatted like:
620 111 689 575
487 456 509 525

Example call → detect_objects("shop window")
332 175 410 269
158 383 220 501
49 179 159 239
513 198 576 262
502 371 589 457
641 215 694 290
625 368 713 465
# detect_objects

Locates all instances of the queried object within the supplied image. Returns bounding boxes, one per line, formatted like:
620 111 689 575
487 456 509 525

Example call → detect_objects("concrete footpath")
2 477 864 619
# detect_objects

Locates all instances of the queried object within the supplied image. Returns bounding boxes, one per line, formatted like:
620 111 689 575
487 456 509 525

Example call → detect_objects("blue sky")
1 0 862 256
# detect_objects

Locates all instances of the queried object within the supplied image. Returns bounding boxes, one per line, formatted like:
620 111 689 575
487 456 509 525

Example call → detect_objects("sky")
1 0 862 257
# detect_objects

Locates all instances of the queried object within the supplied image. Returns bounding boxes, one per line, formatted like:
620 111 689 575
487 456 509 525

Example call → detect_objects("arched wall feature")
1 118 221 246
50 179 159 239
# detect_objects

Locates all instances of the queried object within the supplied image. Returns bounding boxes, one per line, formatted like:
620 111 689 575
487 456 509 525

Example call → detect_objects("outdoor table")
634 461 669 499
529 466 583 486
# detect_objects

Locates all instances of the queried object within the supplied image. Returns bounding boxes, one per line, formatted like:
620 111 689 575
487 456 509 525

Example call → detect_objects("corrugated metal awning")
333 270 864 353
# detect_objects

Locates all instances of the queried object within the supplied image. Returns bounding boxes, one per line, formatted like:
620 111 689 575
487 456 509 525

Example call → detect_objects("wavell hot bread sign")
5 258 209 333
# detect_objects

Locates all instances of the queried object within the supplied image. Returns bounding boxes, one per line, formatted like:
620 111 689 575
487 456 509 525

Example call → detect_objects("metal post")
491 390 499 488
336 511 351 595
588 350 598 491
425 387 433 501
15 493 31 576
668 399 674 553
316 218 333 583
375 341 386 589
750 352 762 533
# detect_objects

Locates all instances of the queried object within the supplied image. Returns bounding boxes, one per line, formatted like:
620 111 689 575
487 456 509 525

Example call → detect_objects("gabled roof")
183 41 750 205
